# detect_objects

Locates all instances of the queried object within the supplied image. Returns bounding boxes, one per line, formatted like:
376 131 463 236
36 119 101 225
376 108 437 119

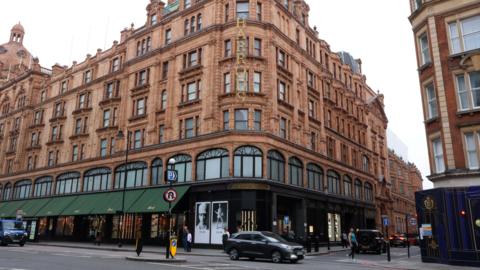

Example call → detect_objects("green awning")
0 202 7 215
36 196 77 217
0 200 28 218
90 190 145 215
128 186 189 213
60 190 145 216
19 198 51 217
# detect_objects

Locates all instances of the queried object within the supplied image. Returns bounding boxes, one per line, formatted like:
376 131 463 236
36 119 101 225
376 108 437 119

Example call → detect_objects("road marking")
52 253 92 258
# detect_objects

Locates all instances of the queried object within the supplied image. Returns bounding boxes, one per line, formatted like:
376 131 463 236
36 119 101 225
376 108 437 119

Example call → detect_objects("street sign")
163 188 177 202
383 217 389 226
166 169 178 183
409 217 417 226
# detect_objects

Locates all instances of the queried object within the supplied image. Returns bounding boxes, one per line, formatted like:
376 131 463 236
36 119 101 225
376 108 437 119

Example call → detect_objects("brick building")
0 0 391 246
409 0 480 266
387 150 422 234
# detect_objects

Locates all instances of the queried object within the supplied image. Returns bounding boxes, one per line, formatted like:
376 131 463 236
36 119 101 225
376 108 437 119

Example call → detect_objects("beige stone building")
0 0 392 246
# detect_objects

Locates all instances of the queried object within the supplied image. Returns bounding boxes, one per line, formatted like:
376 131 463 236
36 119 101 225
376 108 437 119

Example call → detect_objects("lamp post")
165 158 176 259
116 130 130 248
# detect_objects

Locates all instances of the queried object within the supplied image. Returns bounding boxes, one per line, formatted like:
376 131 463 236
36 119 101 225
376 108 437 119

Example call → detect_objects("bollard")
314 236 319 252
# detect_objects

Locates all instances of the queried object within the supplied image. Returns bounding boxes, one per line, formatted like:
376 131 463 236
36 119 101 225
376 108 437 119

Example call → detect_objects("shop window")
84 168 112 192
33 176 53 197
168 154 192 183
115 162 147 189
151 158 163 185
267 150 285 182
56 172 81 195
288 157 303 186
307 163 323 190
328 213 341 242
234 146 262 178
55 217 75 237
13 179 32 200
196 149 229 181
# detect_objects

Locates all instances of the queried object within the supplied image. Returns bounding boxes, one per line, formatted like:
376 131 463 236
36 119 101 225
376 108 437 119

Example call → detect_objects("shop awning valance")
35 196 78 217
19 198 51 217
128 186 189 213
0 200 28 218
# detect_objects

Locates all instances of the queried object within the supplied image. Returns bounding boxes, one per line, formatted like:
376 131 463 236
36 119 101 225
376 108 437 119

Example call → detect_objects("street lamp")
165 158 176 259
116 129 130 248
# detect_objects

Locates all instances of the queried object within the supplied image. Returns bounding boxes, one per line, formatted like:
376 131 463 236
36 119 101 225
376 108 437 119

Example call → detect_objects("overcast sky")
0 0 433 189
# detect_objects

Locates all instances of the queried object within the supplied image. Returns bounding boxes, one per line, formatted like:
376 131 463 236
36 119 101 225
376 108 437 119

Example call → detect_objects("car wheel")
229 248 239 261
290 259 298 263
271 250 282 263
248 257 255 261
19 242 25 247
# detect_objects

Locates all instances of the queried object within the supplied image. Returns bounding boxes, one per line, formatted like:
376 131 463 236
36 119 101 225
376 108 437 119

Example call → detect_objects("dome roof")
11 22 24 33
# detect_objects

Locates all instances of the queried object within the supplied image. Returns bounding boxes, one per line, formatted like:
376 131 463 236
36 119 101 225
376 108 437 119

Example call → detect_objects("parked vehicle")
356 229 386 254
0 220 27 246
389 234 408 247
225 231 305 263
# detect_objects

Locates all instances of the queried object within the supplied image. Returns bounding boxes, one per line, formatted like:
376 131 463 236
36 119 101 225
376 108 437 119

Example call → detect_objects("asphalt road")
0 244 422 270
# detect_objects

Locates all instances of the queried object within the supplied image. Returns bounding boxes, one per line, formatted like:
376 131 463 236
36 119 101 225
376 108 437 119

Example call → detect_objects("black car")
225 231 305 263
356 230 386 254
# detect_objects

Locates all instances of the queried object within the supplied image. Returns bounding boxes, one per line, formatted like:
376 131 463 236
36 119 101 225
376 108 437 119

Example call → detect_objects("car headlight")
4 232 10 236
280 244 293 250
23 232 28 236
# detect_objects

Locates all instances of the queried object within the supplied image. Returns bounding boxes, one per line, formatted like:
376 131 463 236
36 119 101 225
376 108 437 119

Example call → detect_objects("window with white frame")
235 109 248 130
464 132 479 169
449 15 480 54
432 138 445 173
253 72 261 93
103 110 111 128
456 71 480 111
425 83 438 119
224 73 231 93
419 32 431 65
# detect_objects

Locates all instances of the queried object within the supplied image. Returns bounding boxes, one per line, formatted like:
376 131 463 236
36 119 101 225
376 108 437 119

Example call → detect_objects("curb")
126 256 187 263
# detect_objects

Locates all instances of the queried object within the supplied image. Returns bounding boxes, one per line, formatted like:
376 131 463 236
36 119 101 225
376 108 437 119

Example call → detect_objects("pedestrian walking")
182 226 188 252
348 228 358 260
222 228 230 252
341 232 349 248
186 229 192 252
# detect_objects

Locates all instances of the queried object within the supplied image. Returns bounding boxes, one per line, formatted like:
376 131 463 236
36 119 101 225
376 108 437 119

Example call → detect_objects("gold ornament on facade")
424 196 434 210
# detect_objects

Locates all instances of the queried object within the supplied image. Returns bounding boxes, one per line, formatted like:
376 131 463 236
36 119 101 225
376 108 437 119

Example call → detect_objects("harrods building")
0 0 393 246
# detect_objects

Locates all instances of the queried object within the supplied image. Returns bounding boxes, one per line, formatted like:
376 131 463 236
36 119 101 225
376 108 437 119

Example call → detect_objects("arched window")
234 146 262 178
84 168 111 192
115 162 148 189
267 150 285 182
327 170 340 194
13 179 32 199
169 155 192 182
33 176 53 197
289 157 303 186
364 182 373 201
56 172 81 195
355 179 363 200
343 175 352 197
196 149 229 181
2 183 11 201
307 163 323 190
151 158 163 185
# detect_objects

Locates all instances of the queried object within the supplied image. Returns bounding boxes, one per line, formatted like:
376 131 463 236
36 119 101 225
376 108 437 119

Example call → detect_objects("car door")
250 234 268 258
236 233 254 256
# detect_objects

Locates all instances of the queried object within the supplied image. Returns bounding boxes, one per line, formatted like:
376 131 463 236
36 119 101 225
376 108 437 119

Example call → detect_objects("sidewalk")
29 241 348 257
363 258 479 270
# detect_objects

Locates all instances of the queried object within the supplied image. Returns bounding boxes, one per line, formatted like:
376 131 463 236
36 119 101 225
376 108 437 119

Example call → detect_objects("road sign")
163 188 177 202
166 169 178 182
383 216 389 226
409 217 417 226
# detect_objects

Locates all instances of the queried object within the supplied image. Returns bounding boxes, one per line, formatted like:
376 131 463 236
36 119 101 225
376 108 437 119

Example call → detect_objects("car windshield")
262 232 288 243
2 221 24 230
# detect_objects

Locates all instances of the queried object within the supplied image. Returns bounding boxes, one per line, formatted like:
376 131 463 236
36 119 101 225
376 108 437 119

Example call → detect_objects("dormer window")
151 14 158 25
111 57 120 72
83 70 92 84
60 80 68 94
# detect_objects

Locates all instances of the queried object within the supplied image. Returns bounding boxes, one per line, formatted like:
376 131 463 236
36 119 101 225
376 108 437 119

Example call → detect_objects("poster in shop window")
211 201 228 244
194 202 211 244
